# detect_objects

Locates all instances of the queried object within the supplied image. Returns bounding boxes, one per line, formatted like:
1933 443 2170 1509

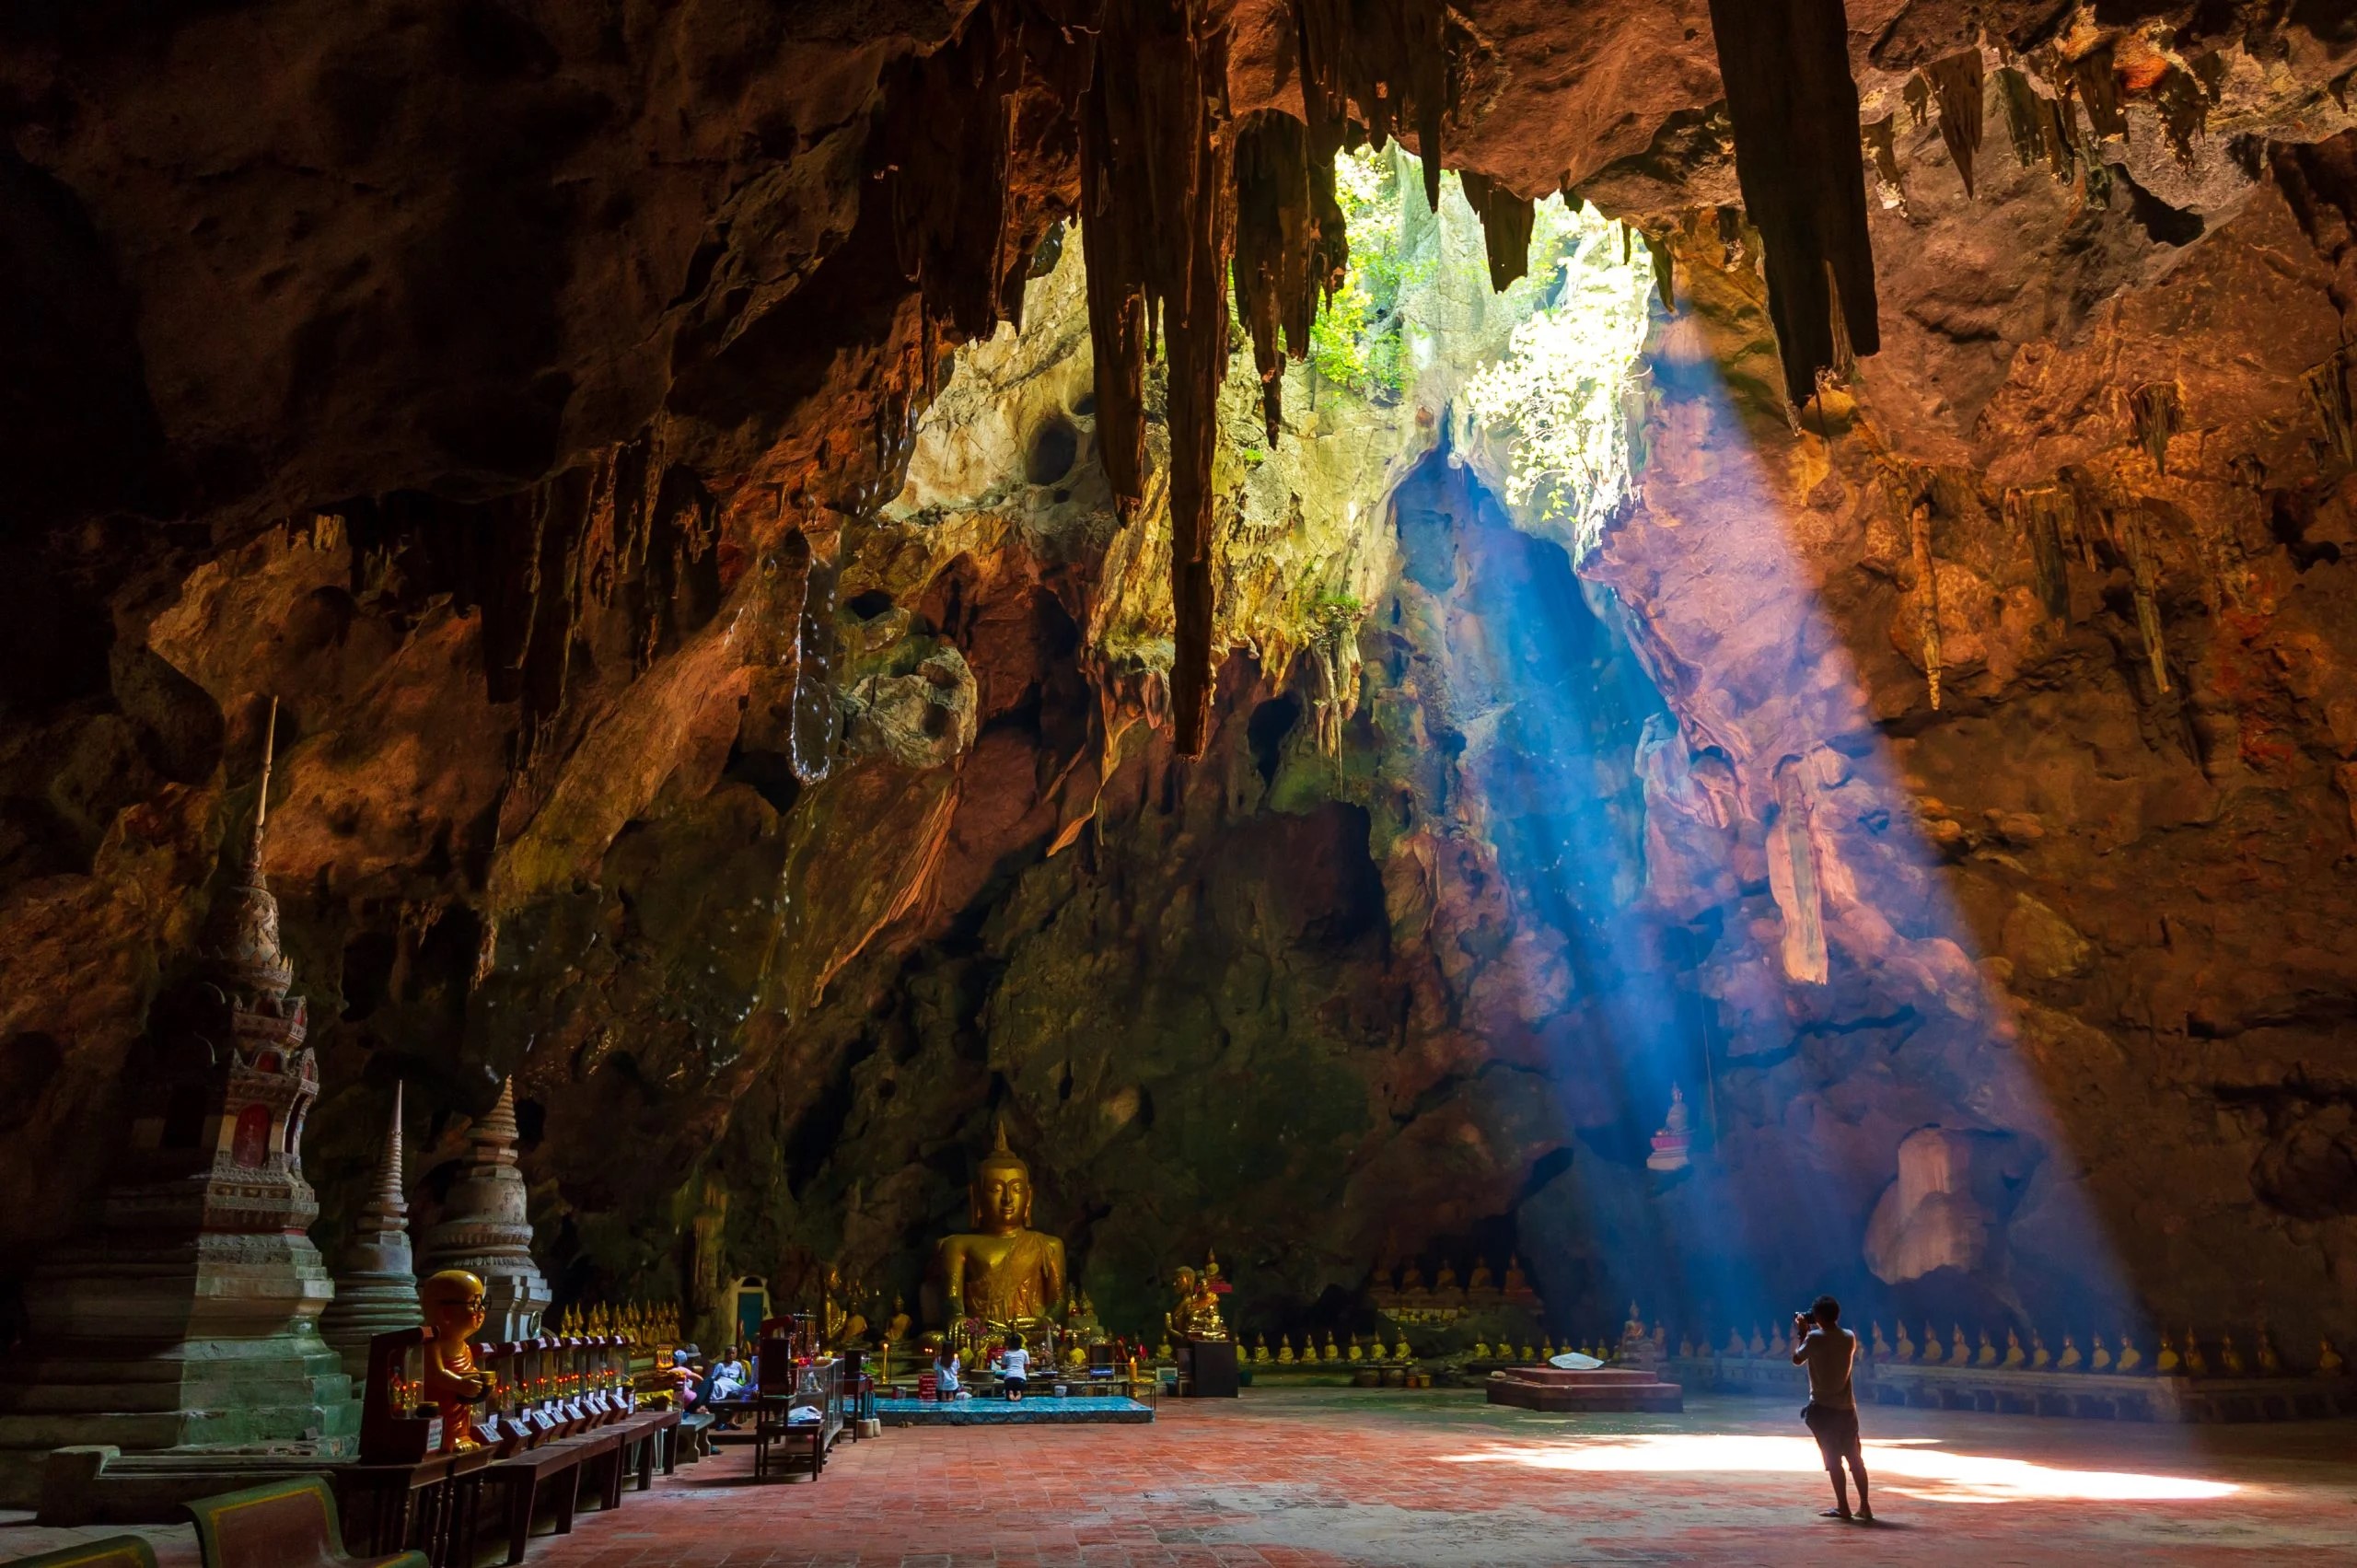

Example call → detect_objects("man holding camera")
1791 1295 1873 1522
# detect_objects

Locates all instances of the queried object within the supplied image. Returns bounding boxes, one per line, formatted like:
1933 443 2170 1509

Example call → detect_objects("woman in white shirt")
996 1332 1030 1400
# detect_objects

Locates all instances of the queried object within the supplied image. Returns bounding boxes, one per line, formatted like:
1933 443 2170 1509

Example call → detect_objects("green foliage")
1457 203 1655 549
1308 150 1432 395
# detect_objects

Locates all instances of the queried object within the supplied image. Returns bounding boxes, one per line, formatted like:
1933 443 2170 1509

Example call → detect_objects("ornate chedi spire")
0 697 357 1506
419 1077 551 1341
319 1083 423 1382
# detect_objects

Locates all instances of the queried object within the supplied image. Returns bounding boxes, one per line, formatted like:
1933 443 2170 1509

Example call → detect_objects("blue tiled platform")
877 1394 1154 1426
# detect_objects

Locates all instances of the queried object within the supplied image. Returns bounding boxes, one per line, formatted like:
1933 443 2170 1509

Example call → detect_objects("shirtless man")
1791 1295 1873 1523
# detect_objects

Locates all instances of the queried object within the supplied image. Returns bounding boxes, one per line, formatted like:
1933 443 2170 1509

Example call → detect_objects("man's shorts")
1803 1401 1862 1466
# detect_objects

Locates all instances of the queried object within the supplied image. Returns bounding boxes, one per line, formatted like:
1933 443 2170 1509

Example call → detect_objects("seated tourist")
664 1348 702 1408
995 1331 1031 1401
710 1344 751 1400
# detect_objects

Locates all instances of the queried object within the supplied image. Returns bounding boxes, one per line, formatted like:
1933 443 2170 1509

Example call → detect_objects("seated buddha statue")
419 1270 492 1453
934 1124 1067 1338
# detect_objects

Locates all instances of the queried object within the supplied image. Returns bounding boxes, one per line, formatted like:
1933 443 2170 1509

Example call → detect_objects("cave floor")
4 1388 2352 1566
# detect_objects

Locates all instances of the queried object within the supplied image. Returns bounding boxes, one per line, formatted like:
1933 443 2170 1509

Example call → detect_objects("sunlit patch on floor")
1443 1434 2239 1504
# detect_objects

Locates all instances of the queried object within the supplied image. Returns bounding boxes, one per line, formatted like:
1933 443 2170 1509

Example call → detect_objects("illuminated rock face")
2 5 2355 1374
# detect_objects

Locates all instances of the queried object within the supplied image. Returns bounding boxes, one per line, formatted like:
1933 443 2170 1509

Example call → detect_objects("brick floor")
5 1389 2352 1565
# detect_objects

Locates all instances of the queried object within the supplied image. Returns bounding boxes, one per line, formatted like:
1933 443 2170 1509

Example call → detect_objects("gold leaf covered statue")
934 1123 1067 1338
419 1270 492 1454
1167 1252 1230 1342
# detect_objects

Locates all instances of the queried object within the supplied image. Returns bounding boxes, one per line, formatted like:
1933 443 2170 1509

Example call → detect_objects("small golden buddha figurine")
1920 1322 1944 1364
2057 1335 2083 1371
1678 1334 1695 1359
1868 1322 1889 1359
935 1124 1066 1335
1399 1261 1428 1296
1540 1340 1557 1361
1277 1335 1295 1365
1503 1257 1534 1300
1434 1260 1460 1294
1251 1333 1271 1365
2219 1332 2246 1376
2090 1333 2113 1373
1976 1329 1998 1366
1724 1327 1746 1357
2002 1329 2026 1368
886 1295 912 1345
1469 1260 1496 1295
1155 1335 1173 1361
2032 1330 2052 1369
1746 1325 1766 1357
1322 1331 1340 1362
2183 1331 2210 1377
2156 1331 2181 1374
2115 1333 2144 1375
419 1270 492 1454
1952 1326 1971 1365
1392 1337 1411 1362
1894 1322 1915 1361
1472 1341 1492 1360
2257 1330 2282 1376
1345 1336 1364 1363
2316 1337 2344 1377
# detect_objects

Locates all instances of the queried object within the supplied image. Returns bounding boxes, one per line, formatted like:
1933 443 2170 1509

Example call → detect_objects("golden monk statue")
934 1123 1065 1333
419 1270 491 1453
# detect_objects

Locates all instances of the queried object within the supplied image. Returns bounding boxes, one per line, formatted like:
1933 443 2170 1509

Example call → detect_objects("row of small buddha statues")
1687 1320 2348 1379
1367 1255 1539 1309
547 1301 684 1344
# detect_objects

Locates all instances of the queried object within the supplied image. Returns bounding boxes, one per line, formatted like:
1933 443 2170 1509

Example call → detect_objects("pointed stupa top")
197 696 295 1005
359 1081 411 1234
474 1076 521 1165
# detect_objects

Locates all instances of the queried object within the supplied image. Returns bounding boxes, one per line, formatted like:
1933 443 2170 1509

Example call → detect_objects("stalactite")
1909 500 1942 710
1233 111 1348 446
2119 505 2171 694
1291 0 1458 215
1702 0 1881 405
1457 170 1536 291
1641 228 1676 310
2005 484 2075 623
1995 68 2073 180
2303 350 2355 465
1862 114 1907 210
875 0 1100 340
1079 0 1235 757
2130 381 2182 474
2068 43 2128 139
1771 764 1829 985
1922 50 1986 198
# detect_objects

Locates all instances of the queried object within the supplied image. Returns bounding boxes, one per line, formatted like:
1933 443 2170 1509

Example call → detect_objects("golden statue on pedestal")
419 1269 491 1453
933 1123 1066 1337
1166 1251 1229 1342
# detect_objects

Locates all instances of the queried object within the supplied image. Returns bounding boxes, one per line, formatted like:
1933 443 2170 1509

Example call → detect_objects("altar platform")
877 1395 1153 1427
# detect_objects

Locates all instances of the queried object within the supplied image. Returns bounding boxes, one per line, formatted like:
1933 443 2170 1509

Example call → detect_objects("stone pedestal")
319 1083 421 1383
0 730 357 1509
417 1078 550 1341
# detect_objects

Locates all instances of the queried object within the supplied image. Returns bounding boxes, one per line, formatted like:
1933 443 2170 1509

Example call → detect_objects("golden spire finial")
993 1119 1010 1155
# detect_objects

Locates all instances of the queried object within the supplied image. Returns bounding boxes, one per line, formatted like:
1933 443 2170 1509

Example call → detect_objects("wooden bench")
476 1441 587 1566
184 1476 430 1568
7 1538 159 1568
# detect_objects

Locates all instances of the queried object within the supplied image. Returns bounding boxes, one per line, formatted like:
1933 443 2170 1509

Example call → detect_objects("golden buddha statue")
1322 1331 1340 1362
2115 1333 2144 1375
2317 1337 2344 1377
2090 1332 2113 1373
935 1124 1066 1335
1469 1259 1496 1295
2257 1329 2282 1376
1276 1335 1295 1365
2002 1329 2026 1368
419 1270 492 1454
